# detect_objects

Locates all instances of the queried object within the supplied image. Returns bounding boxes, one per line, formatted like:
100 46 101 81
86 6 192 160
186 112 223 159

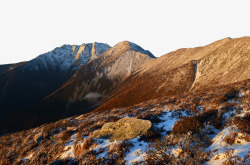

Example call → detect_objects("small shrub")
243 112 250 121
172 116 202 134
107 141 132 164
223 89 239 102
221 149 235 165
75 132 84 142
82 138 92 151
61 130 73 141
78 150 105 165
74 144 82 157
244 135 250 142
108 142 125 154
224 132 236 145
234 117 250 133
107 116 121 122
139 113 163 123
74 137 94 157
146 135 210 165
139 127 162 142
146 139 175 164
196 109 218 123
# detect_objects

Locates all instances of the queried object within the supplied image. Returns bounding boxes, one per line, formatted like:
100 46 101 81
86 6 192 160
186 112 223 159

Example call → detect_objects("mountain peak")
112 41 155 58
75 43 86 60
128 42 155 58
21 42 111 74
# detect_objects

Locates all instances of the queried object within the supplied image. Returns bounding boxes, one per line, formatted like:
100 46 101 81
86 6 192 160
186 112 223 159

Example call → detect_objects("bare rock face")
92 117 152 141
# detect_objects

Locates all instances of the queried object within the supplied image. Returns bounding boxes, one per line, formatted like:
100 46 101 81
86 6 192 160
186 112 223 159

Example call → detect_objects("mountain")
1 37 249 132
0 37 249 164
96 37 250 111
0 41 155 131
0 42 110 119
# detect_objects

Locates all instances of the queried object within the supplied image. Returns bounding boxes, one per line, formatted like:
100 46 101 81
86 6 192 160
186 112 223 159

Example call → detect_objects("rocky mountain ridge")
0 41 155 131
0 42 110 119
96 37 250 112
22 42 111 73
0 37 249 133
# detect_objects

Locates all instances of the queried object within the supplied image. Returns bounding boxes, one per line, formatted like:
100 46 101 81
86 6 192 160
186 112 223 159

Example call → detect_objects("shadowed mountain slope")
0 62 27 75
0 41 155 131
0 43 110 119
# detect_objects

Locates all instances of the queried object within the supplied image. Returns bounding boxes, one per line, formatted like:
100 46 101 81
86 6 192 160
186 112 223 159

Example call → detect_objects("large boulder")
92 117 152 141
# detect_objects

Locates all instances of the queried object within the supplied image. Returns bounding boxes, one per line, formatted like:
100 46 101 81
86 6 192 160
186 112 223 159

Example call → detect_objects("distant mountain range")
0 37 249 132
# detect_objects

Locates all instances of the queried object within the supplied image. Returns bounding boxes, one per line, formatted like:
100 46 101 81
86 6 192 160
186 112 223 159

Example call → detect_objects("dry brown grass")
0 78 248 164
96 38 250 113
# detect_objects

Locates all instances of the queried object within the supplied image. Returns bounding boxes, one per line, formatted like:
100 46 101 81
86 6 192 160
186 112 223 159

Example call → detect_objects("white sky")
0 0 249 64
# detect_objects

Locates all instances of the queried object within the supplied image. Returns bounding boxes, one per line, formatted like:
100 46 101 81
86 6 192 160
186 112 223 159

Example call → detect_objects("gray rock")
92 117 152 141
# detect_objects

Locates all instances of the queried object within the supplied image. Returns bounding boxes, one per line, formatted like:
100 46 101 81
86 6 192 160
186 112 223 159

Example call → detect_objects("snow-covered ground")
58 104 249 165
60 134 77 159
156 109 188 133
9 88 249 165
124 137 148 164
205 126 250 165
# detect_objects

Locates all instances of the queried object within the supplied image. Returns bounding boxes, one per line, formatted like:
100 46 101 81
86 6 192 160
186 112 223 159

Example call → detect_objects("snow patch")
94 139 120 159
60 134 77 159
156 110 188 133
92 137 148 164
205 126 250 164
124 137 148 164
22 153 33 162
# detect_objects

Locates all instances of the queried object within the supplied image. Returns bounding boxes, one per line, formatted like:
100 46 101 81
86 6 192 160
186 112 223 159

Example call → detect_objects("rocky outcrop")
92 117 152 141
